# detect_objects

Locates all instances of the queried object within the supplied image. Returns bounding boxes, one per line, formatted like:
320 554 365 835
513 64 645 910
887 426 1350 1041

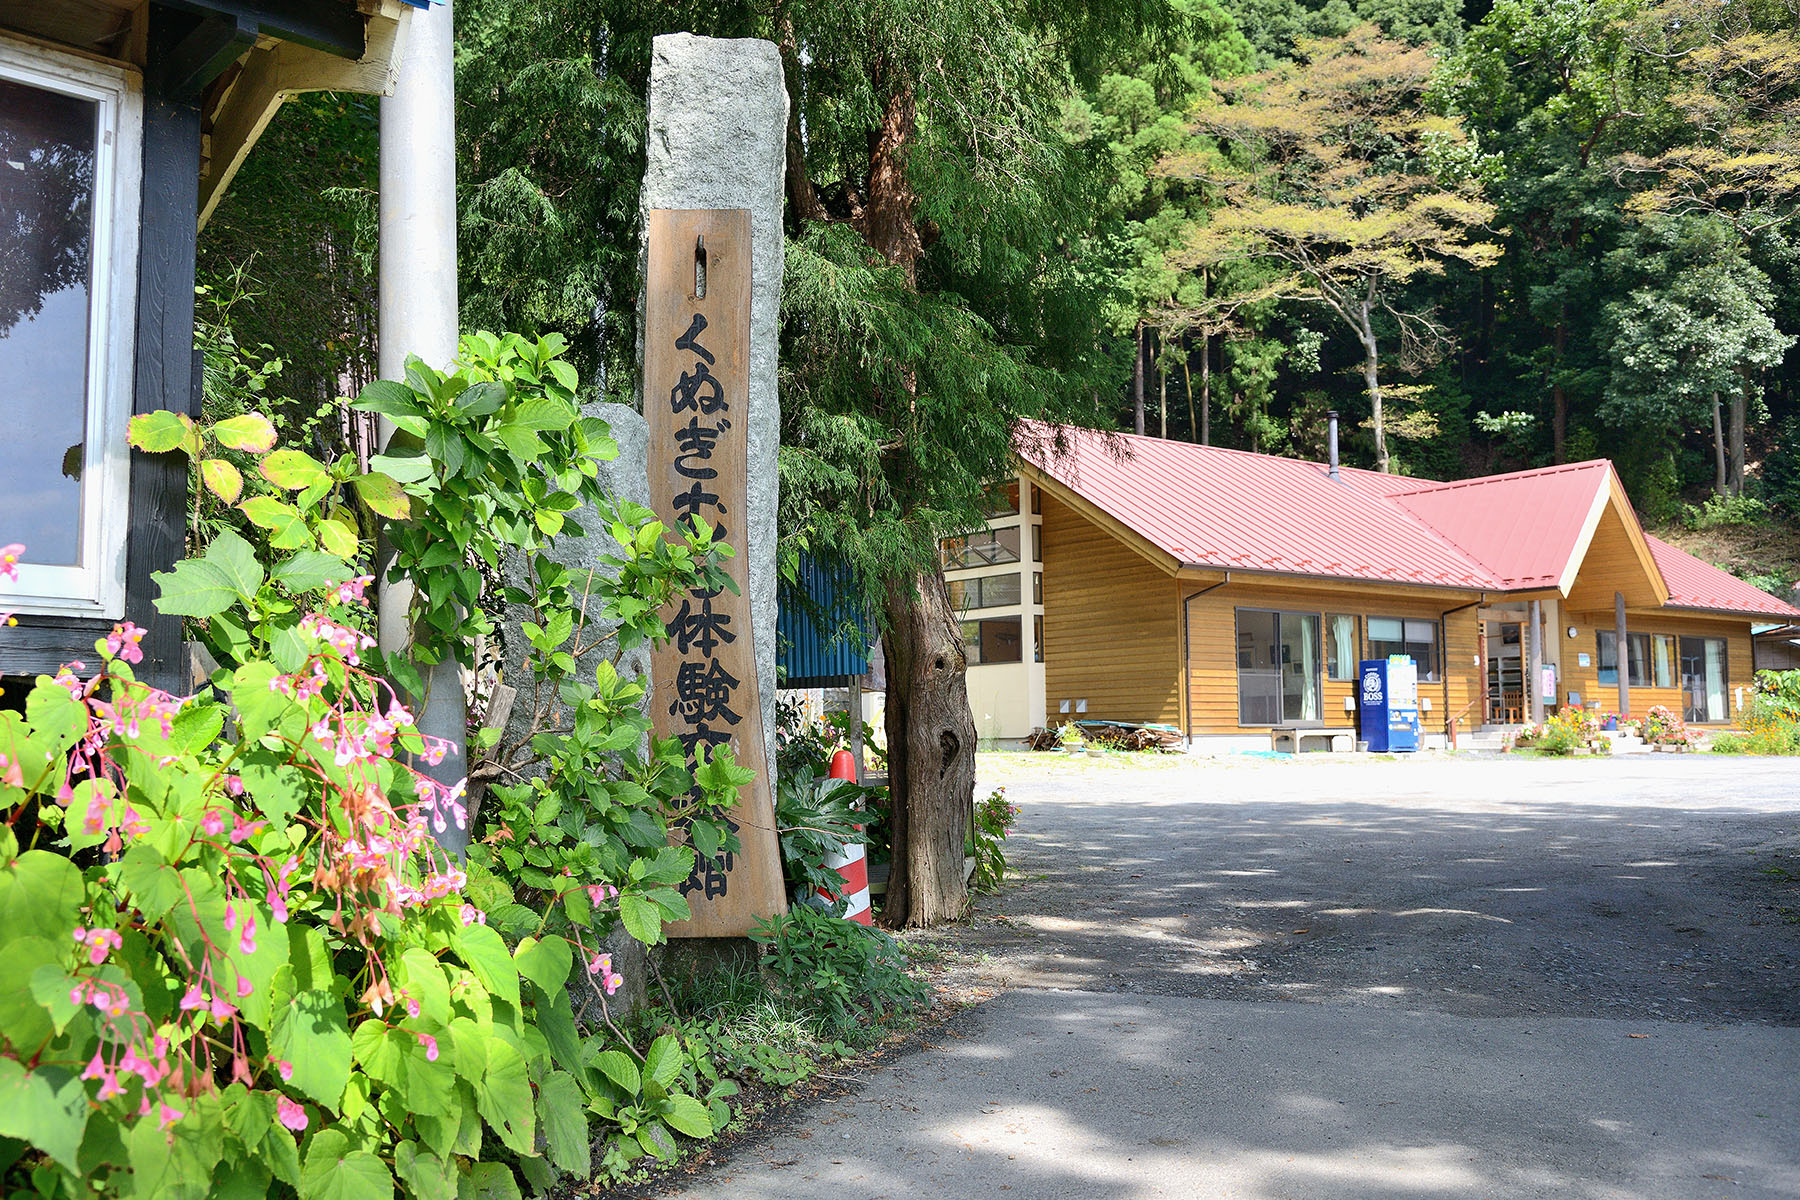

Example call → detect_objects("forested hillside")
198 0 1800 594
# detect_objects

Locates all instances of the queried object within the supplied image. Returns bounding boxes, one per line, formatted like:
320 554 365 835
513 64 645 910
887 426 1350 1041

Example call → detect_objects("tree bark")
1712 391 1728 498
849 67 973 928
1181 336 1196 444
878 570 976 927
1552 310 1568 464
1728 377 1747 497
1199 329 1211 446
1157 328 1167 439
1133 322 1146 436
1358 293 1389 473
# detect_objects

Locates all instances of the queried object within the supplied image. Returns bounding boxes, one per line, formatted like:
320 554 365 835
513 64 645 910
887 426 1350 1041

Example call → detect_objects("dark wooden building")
0 0 407 692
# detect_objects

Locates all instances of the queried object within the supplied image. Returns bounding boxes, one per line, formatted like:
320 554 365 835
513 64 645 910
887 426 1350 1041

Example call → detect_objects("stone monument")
639 33 789 937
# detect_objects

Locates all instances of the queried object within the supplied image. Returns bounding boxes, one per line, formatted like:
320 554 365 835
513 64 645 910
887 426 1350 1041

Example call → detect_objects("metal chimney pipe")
1327 410 1340 481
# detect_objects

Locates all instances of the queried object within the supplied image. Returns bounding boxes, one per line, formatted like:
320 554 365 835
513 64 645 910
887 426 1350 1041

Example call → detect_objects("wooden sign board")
643 208 788 937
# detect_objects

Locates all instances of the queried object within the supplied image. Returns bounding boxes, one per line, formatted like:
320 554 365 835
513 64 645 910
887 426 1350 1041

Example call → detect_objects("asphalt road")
659 753 1800 1199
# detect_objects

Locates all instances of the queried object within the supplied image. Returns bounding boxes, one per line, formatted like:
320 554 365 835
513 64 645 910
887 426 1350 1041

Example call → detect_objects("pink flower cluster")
0 542 20 581
331 574 375 605
104 622 146 665
586 952 624 997
586 882 619 906
298 612 376 666
73 925 123 966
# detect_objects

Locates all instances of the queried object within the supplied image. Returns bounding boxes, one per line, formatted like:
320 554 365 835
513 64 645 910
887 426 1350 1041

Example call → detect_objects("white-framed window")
0 36 142 618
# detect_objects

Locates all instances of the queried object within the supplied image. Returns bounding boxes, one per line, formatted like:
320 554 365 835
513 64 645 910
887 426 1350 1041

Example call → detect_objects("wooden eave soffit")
196 0 409 227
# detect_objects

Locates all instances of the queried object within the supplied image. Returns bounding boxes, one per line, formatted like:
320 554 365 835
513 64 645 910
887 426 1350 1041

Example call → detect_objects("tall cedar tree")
771 0 1153 925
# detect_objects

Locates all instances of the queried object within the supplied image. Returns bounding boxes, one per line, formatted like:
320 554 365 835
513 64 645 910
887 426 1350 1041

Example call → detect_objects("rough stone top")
644 33 789 211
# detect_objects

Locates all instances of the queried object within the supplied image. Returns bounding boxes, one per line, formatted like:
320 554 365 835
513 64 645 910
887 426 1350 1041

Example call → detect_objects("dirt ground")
952 751 1800 1024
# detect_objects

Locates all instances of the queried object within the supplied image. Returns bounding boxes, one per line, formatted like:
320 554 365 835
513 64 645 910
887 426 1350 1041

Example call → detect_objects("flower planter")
1602 717 1618 731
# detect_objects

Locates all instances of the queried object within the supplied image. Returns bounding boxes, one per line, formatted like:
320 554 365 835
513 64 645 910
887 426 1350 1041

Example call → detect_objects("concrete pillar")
1614 590 1629 717
378 0 467 852
1528 599 1545 724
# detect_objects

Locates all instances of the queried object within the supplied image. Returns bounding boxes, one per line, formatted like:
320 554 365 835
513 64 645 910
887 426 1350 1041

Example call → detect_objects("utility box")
1359 656 1421 753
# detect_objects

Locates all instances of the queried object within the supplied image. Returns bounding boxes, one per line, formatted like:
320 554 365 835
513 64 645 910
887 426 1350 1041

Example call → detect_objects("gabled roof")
1647 536 1800 618
1015 423 1800 619
1015 425 1494 588
1386 461 1617 592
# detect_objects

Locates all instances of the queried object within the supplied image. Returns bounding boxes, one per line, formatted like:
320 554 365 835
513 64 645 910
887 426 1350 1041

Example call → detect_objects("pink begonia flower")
73 926 123 966
104 622 146 664
157 1103 183 1129
238 914 257 955
201 809 225 836
586 883 619 905
586 953 624 997
223 904 237 932
277 1096 308 1132
0 544 21 582
208 993 237 1022
81 1050 107 1081
415 1032 438 1062
331 574 375 605
406 999 421 1018
0 753 20 789
458 904 485 926
179 985 207 1012
275 1059 294 1082
237 975 254 999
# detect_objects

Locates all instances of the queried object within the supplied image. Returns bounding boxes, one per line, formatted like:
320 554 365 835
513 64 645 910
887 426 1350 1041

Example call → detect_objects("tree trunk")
1552 310 1568 464
1181 336 1196 443
878 569 976 927
1157 329 1167 439
1133 322 1146 436
1728 378 1747 498
1199 330 1211 446
1358 296 1389 473
852 70 973 928
1712 391 1727 498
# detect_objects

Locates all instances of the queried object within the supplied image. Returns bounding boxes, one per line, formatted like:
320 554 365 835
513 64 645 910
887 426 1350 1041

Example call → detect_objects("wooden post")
1615 590 1630 718
1528 600 1545 725
645 208 787 936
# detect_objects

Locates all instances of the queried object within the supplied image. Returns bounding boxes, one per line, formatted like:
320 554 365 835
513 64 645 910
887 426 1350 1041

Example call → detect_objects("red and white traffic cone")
822 749 873 926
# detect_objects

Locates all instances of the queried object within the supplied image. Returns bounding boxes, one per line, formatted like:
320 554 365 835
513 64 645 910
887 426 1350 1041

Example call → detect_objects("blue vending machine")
1358 656 1422 752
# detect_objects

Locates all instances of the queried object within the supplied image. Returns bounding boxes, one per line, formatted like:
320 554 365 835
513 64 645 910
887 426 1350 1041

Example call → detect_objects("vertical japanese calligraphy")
643 209 788 937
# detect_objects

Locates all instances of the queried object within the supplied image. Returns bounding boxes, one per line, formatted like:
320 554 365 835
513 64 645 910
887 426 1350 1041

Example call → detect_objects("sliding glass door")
1237 609 1321 726
1679 636 1727 723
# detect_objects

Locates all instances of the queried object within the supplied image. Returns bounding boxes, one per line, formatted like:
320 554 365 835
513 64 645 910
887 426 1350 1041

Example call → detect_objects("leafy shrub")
969 787 1018 892
1683 493 1771 531
774 774 870 911
749 906 929 1034
1532 706 1600 755
1713 671 1800 755
0 330 751 1198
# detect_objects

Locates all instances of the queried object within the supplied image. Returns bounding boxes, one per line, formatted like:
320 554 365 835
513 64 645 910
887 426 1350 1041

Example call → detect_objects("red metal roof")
1646 535 1800 619
1387 461 1616 590
1017 423 1800 619
1016 425 1496 588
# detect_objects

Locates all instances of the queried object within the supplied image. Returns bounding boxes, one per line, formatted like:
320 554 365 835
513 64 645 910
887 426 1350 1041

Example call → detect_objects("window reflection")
0 77 96 567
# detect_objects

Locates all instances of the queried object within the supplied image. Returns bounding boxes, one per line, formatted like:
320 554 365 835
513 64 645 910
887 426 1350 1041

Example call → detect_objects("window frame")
1366 615 1441 682
0 37 142 620
961 616 1023 665
940 525 1021 570
1325 613 1360 682
947 570 1022 612
1235 606 1323 727
1596 630 1656 688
